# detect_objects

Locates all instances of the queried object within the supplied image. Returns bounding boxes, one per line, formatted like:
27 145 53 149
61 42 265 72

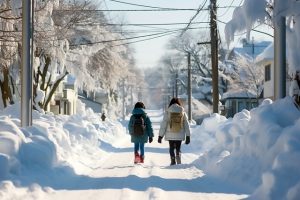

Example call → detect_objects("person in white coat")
158 97 190 165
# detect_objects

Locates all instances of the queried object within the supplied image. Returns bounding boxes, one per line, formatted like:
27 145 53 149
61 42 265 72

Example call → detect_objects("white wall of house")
64 89 77 115
261 61 291 100
48 75 78 115
256 43 292 100
264 62 274 99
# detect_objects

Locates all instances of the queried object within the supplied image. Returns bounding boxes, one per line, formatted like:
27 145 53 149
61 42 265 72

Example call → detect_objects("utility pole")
175 72 178 97
274 6 286 99
122 78 126 120
187 52 192 121
210 0 219 113
21 0 33 127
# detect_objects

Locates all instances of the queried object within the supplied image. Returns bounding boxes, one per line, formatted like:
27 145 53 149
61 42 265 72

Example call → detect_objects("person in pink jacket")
158 97 191 165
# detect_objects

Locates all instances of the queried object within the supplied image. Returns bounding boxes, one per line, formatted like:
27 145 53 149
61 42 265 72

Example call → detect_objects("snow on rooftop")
61 74 76 86
222 90 257 99
255 42 274 63
233 41 272 60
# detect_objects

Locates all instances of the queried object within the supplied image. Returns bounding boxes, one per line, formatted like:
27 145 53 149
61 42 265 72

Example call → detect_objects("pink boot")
134 152 140 164
140 155 144 163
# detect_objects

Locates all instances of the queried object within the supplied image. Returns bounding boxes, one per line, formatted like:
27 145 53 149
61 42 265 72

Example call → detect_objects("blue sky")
103 0 272 68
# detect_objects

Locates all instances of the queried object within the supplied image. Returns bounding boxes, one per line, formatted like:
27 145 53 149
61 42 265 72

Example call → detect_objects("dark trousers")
168 140 182 158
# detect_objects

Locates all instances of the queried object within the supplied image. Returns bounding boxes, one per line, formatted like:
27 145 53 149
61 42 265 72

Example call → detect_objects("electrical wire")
109 0 194 10
79 21 210 26
217 19 273 38
180 0 209 36
109 31 179 47
112 27 208 47
70 26 209 47
105 26 209 34
70 29 180 46
55 6 238 12
217 0 236 18
55 8 202 12
238 0 244 6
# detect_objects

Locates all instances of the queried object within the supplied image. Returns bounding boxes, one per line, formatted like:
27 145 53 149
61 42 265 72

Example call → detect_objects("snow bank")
0 95 299 199
0 101 127 179
194 97 300 199
189 113 226 154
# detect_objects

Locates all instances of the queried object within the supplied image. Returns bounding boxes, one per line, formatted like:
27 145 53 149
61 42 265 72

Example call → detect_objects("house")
221 90 258 118
255 43 291 100
221 39 271 117
48 74 109 115
178 93 212 124
77 88 108 113
49 75 77 115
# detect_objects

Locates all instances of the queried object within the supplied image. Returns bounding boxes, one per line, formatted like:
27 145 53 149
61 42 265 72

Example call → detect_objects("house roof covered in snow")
255 43 274 63
256 42 289 64
222 90 257 100
64 74 76 85
179 92 205 100
232 41 272 60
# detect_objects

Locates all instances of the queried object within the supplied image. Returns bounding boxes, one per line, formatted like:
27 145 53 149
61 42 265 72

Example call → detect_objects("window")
237 101 245 112
246 101 251 109
251 101 258 108
265 64 271 82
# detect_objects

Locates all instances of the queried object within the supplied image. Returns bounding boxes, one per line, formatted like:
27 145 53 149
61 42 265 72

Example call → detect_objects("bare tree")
235 56 264 99
168 31 211 77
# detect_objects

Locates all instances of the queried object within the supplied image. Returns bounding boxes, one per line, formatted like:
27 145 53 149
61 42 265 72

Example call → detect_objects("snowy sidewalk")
46 137 248 200
0 109 249 200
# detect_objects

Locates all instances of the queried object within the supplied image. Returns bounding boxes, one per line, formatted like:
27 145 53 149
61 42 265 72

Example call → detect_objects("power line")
70 28 180 47
109 0 240 11
76 21 210 33
218 0 236 17
217 19 273 37
110 29 186 47
97 26 210 34
238 0 244 6
69 24 211 47
218 0 244 18
109 0 194 10
55 6 238 12
91 26 209 34
180 0 209 36
110 32 176 47
55 8 202 12
79 21 210 26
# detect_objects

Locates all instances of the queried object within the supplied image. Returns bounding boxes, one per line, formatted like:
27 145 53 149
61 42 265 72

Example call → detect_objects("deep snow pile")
0 100 127 180
193 97 300 200
0 97 299 199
